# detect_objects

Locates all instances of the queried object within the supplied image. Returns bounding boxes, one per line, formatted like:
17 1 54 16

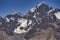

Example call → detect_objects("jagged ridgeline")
0 2 60 40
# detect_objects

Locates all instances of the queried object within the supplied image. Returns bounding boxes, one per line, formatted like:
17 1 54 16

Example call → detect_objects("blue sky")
0 0 60 17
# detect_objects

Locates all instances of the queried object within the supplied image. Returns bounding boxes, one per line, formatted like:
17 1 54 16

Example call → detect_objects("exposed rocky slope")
0 2 60 40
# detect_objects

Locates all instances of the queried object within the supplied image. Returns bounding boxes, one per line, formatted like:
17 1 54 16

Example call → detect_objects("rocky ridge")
0 2 60 40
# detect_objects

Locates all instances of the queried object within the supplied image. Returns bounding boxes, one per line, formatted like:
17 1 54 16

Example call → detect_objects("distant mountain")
0 2 60 40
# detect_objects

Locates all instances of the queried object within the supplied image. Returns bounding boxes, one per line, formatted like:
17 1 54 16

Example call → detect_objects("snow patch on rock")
6 18 10 22
14 19 32 34
55 12 60 19
30 7 36 12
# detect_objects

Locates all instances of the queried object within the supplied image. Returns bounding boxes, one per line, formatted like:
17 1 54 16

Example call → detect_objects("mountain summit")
0 2 60 40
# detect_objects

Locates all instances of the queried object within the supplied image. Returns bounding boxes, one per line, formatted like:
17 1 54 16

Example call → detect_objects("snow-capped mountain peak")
0 2 60 40
30 7 36 13
37 2 47 8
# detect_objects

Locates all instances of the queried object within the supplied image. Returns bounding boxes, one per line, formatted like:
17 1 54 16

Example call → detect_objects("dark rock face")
0 2 60 40
24 2 60 40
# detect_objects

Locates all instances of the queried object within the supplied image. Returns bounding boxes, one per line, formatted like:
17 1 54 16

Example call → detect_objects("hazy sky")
0 0 60 17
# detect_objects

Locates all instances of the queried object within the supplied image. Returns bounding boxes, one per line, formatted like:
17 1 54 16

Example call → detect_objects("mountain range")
0 2 60 40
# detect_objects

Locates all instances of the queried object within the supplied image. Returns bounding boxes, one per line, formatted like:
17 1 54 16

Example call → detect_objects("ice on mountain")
0 2 60 40
37 1 45 8
37 12 39 14
30 7 36 12
28 20 32 25
33 15 36 18
55 12 60 19
6 18 10 22
47 9 55 13
18 19 28 27
14 17 33 34
14 26 27 34
10 17 15 21
14 19 28 34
